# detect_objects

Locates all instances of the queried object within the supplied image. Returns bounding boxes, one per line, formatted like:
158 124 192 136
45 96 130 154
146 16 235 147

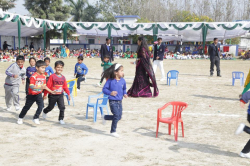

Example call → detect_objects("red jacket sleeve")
44 76 53 97
63 78 70 96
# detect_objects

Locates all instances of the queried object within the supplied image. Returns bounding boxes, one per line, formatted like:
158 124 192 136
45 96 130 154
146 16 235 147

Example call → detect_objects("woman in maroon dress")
127 36 159 97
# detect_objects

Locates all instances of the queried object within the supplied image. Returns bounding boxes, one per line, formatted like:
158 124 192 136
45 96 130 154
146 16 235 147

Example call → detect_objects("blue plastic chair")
86 92 109 122
63 81 75 106
167 70 179 86
232 72 244 86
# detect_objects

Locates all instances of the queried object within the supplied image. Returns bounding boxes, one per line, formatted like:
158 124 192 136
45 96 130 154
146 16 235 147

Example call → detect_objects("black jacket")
208 43 220 60
100 44 113 62
153 44 165 61
3 43 11 50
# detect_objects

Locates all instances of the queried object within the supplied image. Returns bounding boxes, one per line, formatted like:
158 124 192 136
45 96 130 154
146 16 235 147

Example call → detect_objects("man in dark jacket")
208 38 221 77
3 41 11 50
153 38 166 81
100 38 113 62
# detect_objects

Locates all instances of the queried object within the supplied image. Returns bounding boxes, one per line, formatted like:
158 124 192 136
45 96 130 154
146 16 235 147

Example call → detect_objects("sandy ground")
0 58 250 166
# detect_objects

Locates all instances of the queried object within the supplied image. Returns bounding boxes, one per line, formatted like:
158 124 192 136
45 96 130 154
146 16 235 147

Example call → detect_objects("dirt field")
0 58 250 166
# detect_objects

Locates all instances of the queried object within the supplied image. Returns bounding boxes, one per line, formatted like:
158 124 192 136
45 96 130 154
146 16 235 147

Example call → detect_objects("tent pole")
63 23 68 45
108 23 111 39
153 24 158 42
17 19 21 56
202 24 208 55
43 21 46 56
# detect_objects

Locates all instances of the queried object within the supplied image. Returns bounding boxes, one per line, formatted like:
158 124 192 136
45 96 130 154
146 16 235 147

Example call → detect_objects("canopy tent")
1 10 250 54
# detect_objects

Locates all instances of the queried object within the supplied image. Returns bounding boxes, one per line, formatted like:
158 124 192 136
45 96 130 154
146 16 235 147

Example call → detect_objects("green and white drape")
1 10 250 54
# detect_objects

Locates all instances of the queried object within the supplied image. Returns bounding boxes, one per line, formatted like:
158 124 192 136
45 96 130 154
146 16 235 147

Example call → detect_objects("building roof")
115 15 141 19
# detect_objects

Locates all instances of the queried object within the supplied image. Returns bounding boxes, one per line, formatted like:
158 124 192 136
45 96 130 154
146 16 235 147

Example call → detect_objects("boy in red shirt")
17 60 55 125
42 60 70 125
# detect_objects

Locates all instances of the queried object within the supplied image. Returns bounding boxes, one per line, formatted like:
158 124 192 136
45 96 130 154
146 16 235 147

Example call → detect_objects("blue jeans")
76 74 85 89
104 100 122 133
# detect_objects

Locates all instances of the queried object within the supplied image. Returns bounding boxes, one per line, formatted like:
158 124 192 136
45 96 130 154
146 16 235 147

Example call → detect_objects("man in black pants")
100 38 114 62
208 38 221 77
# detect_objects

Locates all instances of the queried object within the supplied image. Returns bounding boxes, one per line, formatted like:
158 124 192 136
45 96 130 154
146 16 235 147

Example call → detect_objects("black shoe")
217 75 222 77
210 74 213 77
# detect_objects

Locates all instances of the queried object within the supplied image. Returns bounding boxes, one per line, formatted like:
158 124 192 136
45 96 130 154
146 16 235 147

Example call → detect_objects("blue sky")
9 0 98 15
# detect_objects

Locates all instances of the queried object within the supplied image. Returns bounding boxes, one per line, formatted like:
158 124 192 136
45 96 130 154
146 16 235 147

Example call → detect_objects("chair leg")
232 78 234 86
106 105 109 115
71 94 74 107
169 79 171 86
174 122 178 141
167 77 168 85
168 124 171 135
181 122 184 137
93 106 97 122
86 106 89 119
156 120 159 138
100 107 104 115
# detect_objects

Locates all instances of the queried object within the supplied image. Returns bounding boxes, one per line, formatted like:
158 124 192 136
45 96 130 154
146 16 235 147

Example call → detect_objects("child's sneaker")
84 77 87 83
59 120 65 125
110 132 120 138
101 114 106 125
96 83 101 87
33 119 40 125
77 88 80 92
17 118 23 125
240 152 250 159
5 107 11 111
42 112 47 119
15 106 21 111
235 123 245 135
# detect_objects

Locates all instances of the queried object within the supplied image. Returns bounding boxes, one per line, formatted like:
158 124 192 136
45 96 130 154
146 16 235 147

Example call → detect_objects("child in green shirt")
97 55 113 86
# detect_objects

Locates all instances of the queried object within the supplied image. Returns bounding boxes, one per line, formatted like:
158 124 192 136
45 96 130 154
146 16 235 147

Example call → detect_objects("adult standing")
30 42 34 50
208 38 221 77
153 38 165 81
174 41 180 53
100 38 114 62
127 36 159 97
3 41 11 50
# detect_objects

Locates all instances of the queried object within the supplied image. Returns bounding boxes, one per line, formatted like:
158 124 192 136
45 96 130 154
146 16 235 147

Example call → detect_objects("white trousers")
153 60 165 79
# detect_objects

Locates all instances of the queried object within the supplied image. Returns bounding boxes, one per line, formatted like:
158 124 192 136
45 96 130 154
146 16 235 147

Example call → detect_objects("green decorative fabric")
110 24 120 31
171 24 192 31
205 24 216 30
0 14 8 21
193 23 204 31
11 15 19 23
63 24 68 44
144 24 155 31
77 23 96 30
98 24 109 31
157 24 168 31
220 24 239 30
122 24 143 31
43 23 46 52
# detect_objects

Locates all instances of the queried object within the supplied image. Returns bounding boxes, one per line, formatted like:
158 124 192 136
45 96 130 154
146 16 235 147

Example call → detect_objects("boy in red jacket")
43 60 70 125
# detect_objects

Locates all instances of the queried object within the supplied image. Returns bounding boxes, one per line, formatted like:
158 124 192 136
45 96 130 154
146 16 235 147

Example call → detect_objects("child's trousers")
76 74 85 89
4 84 20 108
19 93 44 119
242 113 250 153
104 100 122 133
43 94 65 120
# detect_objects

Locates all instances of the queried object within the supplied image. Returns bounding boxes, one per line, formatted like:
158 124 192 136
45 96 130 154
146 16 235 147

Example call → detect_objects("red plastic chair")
156 101 188 141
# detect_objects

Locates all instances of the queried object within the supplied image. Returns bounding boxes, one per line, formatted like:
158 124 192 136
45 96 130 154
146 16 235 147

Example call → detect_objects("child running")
235 91 250 158
42 61 70 125
74 56 88 91
25 57 36 95
97 55 112 87
44 57 54 81
17 60 55 125
4 56 26 111
102 63 128 138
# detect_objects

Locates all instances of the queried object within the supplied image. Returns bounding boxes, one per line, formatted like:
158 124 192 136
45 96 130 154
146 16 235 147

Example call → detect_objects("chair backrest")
232 72 244 79
101 94 109 105
158 101 188 121
168 70 179 79
169 102 188 120
68 81 75 88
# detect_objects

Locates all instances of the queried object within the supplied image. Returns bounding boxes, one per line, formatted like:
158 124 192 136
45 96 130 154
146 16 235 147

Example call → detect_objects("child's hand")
68 95 71 101
43 95 47 100
110 91 117 96
240 102 245 109
13 75 18 78
74 73 76 76
22 80 25 85
124 94 128 98
51 90 57 95
156 56 160 60
102 62 104 65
